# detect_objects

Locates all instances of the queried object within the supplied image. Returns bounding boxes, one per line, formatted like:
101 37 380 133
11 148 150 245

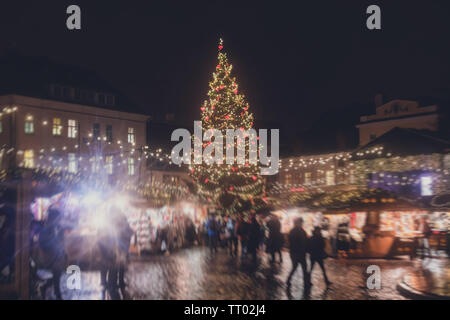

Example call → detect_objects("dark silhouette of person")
185 219 197 246
38 207 66 300
247 215 261 263
420 216 432 259
206 215 219 253
0 205 14 282
225 216 238 256
287 217 309 289
112 207 133 289
98 206 133 300
309 227 332 287
236 217 249 257
266 215 284 263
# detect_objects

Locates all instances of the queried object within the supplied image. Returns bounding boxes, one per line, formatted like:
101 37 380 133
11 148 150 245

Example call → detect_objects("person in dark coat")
38 208 66 300
309 227 332 287
206 215 219 253
247 215 261 263
236 217 249 257
287 217 309 288
266 215 284 263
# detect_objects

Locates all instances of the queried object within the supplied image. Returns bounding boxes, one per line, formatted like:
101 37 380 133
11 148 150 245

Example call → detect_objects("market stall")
322 198 428 258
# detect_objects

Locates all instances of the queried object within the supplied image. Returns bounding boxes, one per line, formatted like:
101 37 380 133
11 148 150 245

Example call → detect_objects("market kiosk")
323 197 427 258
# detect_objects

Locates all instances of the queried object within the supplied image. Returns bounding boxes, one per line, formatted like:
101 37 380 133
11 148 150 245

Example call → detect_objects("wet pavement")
400 259 450 299
54 247 429 300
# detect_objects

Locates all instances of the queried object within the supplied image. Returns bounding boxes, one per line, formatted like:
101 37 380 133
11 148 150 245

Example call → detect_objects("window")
128 158 135 176
128 127 135 144
421 176 433 196
74 88 81 100
98 94 106 105
284 173 292 185
53 85 62 97
106 95 115 106
63 87 72 99
106 156 113 175
369 133 377 141
24 150 34 168
68 119 77 138
91 159 100 173
25 115 34 134
349 169 355 184
93 123 100 139
304 172 312 185
106 125 113 143
326 170 335 186
52 118 62 136
68 153 77 173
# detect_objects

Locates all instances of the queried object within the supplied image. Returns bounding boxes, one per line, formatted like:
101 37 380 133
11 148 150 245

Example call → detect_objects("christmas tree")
190 39 264 215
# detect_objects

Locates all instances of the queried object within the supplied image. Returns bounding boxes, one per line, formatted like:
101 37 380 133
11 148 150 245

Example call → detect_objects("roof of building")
0 50 148 115
352 127 450 160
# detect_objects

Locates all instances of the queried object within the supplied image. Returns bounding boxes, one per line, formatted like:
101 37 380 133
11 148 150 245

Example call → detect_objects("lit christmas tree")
190 39 264 215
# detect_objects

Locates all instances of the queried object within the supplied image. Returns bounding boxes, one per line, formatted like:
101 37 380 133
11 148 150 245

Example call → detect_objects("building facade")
357 99 439 146
0 94 149 182
274 152 356 195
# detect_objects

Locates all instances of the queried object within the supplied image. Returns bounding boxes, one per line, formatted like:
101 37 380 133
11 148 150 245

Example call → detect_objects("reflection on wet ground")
54 247 417 300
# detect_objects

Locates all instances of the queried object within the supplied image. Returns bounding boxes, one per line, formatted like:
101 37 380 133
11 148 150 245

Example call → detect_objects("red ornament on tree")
218 45 223 51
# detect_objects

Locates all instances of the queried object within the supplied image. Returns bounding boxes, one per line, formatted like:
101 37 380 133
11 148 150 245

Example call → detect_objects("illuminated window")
326 170 335 185
106 156 113 175
128 158 135 176
284 173 292 184
91 159 100 173
68 153 77 173
52 118 62 136
421 176 433 196
128 127 135 144
68 119 77 138
24 150 34 168
349 169 355 184
304 172 311 185
25 115 34 134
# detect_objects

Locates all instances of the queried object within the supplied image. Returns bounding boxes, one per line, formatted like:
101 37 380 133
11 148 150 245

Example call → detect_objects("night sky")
1 0 450 132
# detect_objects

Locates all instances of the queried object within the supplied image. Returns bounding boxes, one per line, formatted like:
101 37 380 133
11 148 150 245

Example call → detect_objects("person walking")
38 208 66 300
113 207 134 289
420 216 432 259
266 215 284 263
287 217 309 289
206 215 219 253
226 216 238 256
247 215 261 263
236 217 249 257
309 227 332 287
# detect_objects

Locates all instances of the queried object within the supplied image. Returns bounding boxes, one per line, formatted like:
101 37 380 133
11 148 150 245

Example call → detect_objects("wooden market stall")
322 195 427 259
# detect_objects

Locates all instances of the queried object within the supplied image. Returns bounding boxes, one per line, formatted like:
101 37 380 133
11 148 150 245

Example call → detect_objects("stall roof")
290 188 421 212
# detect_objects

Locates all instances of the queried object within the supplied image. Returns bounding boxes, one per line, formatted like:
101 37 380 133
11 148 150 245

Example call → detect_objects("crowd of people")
203 214 333 292
26 207 448 300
